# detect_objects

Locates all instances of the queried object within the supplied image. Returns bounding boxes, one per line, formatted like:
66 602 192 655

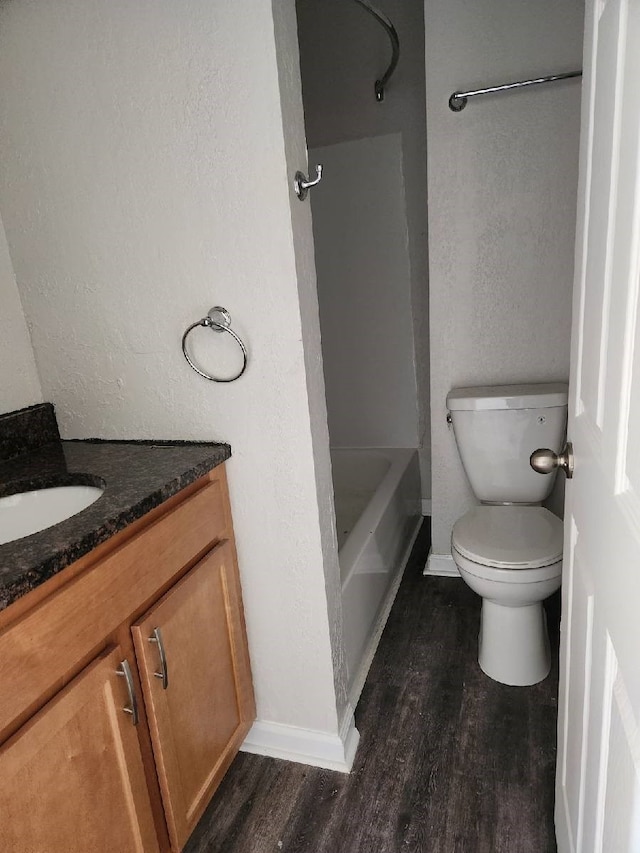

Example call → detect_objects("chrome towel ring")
181 306 248 383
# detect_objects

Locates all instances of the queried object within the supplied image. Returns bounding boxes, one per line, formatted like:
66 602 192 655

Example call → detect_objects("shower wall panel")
297 0 430 498
310 134 419 449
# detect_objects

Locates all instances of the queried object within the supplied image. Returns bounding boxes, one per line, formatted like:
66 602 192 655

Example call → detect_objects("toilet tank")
447 383 569 504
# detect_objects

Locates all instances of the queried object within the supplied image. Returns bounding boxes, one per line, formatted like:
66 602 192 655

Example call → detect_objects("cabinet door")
132 541 254 851
0 645 159 853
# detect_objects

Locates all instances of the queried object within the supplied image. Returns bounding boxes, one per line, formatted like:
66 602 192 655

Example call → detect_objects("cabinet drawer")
0 478 227 740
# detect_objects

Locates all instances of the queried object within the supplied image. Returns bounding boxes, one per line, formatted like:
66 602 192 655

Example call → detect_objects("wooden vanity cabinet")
0 464 255 853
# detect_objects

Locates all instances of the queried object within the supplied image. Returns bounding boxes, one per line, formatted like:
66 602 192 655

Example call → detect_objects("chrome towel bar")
353 0 400 102
449 69 582 112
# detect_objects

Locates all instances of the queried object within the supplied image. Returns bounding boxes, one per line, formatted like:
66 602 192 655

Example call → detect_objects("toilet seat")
452 505 563 583
452 544 562 584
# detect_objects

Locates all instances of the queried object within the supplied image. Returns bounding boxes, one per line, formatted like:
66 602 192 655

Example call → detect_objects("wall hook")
294 165 323 201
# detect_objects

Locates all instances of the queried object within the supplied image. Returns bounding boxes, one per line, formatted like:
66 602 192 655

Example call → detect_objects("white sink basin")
0 485 104 545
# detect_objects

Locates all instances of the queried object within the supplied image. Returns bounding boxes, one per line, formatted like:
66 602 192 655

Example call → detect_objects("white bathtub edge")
347 514 423 709
338 448 417 584
240 705 360 774
424 548 460 577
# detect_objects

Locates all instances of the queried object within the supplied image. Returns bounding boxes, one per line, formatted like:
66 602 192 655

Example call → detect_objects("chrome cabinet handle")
294 165 323 201
149 627 169 689
116 659 139 725
530 442 574 479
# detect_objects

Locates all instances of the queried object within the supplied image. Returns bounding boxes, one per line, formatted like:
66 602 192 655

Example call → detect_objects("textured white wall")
310 134 419 449
271 0 349 726
0 213 42 413
425 0 583 556
0 0 348 739
296 0 430 495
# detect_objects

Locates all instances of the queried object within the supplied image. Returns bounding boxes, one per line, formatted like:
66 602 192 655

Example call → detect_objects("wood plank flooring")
185 520 559 853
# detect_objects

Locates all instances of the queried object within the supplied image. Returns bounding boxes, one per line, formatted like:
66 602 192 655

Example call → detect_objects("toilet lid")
452 506 563 569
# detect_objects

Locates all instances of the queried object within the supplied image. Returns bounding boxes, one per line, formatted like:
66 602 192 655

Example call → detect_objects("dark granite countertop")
0 438 230 612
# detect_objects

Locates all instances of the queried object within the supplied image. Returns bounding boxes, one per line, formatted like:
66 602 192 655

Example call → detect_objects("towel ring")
181 306 248 383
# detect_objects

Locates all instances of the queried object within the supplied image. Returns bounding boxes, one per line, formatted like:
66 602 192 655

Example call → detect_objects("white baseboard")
240 704 360 773
421 499 432 516
424 548 460 577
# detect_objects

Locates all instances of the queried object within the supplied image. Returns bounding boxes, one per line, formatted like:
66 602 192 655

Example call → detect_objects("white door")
555 1 640 850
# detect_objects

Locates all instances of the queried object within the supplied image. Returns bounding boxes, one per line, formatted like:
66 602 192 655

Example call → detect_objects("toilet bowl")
452 505 562 685
446 382 568 687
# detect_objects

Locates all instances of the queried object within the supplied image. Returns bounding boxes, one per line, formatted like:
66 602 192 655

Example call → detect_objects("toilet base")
478 599 551 686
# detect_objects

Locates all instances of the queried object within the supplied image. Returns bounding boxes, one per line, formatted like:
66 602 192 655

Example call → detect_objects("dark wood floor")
185 520 560 853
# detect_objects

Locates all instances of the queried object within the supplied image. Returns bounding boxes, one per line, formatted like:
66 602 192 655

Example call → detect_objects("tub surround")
332 448 421 706
0 403 230 611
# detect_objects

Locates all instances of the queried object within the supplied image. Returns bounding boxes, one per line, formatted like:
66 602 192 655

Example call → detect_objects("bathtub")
331 448 421 706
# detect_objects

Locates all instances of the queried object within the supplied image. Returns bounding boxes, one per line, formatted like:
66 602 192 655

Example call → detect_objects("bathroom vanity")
0 405 255 852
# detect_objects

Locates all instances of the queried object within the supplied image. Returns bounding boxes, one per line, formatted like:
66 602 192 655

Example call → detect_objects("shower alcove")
296 0 430 703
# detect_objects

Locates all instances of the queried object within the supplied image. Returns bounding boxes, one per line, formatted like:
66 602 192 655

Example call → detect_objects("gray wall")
296 0 430 497
0 214 41 413
426 0 584 557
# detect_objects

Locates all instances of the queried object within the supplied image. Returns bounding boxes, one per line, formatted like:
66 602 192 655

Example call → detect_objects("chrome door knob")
530 442 574 479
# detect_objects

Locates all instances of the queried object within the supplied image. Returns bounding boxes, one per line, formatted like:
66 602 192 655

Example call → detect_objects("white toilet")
447 383 568 687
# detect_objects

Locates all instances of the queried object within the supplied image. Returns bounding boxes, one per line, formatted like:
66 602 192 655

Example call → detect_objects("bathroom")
295 0 580 688
0 0 637 850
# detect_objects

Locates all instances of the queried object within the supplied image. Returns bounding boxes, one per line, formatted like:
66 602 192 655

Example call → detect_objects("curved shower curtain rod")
352 0 400 102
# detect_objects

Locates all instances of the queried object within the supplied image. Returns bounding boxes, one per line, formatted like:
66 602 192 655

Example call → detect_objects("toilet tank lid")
447 382 568 411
